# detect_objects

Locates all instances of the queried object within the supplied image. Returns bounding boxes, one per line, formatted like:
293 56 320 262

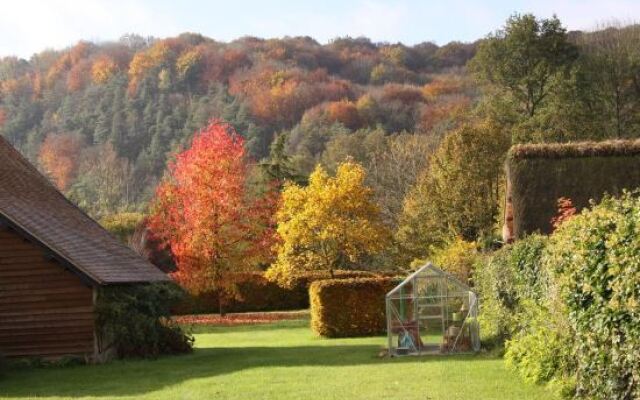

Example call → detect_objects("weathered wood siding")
0 227 95 358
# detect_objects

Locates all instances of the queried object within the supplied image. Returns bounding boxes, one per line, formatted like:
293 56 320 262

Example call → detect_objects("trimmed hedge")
509 139 640 160
506 140 640 238
310 277 399 338
174 270 395 315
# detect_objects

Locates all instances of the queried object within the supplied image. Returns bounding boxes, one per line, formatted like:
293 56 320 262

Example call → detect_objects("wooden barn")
0 136 168 360
503 140 640 242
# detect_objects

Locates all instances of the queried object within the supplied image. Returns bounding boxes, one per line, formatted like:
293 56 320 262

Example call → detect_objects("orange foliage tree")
91 55 118 84
38 132 85 191
148 120 278 298
229 66 352 128
324 100 362 130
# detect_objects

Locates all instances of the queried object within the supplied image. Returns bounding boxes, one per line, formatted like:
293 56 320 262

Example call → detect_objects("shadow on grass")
0 341 486 398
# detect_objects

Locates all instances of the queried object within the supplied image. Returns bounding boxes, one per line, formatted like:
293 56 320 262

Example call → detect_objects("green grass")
1 320 556 400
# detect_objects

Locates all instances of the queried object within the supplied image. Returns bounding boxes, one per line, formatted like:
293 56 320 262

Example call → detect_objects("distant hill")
0 33 476 216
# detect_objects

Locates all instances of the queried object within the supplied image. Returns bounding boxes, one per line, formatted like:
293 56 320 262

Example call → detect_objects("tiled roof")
0 136 168 284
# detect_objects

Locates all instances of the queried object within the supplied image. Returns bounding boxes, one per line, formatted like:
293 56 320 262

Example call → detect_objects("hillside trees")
149 120 277 296
38 132 85 190
321 128 436 227
267 162 391 286
67 143 135 217
396 120 510 261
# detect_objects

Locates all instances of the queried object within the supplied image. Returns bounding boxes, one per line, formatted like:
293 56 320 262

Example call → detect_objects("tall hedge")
547 192 640 399
506 140 640 238
174 270 395 315
309 277 399 338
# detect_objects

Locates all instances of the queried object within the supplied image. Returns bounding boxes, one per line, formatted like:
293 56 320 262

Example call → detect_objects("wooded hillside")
0 34 476 217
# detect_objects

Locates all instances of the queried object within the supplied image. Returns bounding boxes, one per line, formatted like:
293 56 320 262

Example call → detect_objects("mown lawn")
1 319 556 400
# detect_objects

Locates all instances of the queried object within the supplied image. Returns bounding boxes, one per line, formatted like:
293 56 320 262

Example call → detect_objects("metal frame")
386 263 480 356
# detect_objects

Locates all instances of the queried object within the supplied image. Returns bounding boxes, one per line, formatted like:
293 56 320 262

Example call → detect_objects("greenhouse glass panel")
386 263 480 356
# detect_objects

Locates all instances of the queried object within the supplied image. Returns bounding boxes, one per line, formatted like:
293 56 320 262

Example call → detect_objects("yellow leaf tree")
267 161 391 286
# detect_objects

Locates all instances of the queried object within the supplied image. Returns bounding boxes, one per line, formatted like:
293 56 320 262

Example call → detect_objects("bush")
475 233 574 395
95 282 193 358
309 277 399 338
546 191 640 399
474 234 548 344
504 299 574 391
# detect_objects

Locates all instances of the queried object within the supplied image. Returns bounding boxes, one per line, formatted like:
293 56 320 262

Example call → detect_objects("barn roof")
0 136 168 285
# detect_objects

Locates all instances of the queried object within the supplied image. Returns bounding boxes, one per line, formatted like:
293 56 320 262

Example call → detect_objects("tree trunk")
218 290 226 317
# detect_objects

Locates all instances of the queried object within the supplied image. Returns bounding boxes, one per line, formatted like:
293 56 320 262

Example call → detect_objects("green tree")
470 14 577 120
396 120 510 262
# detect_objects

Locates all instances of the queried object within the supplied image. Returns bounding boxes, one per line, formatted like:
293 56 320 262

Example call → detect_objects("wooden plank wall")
0 227 95 358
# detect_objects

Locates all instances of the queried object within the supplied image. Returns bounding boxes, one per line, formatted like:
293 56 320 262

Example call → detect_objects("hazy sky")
1 0 639 58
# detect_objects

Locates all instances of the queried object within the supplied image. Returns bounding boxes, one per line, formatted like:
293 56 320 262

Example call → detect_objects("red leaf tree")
149 120 277 302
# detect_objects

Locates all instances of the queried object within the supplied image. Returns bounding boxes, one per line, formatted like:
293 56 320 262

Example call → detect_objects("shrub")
474 234 548 344
504 298 575 392
95 282 193 358
309 277 399 337
546 191 640 399
476 233 575 395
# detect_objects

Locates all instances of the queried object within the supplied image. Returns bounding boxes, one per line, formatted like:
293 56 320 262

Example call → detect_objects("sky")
1 0 639 59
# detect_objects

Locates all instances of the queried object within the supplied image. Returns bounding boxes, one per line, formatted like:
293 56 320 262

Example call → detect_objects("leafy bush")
504 299 575 392
476 233 575 394
96 282 193 358
474 234 548 344
546 191 640 399
309 277 399 337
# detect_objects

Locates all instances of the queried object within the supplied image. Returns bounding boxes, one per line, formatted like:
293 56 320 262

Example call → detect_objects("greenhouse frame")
386 263 480 356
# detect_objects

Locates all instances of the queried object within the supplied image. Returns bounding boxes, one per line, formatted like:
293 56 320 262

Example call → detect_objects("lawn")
1 319 556 400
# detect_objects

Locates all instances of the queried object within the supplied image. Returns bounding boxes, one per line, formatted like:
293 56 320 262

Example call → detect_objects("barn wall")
0 227 95 358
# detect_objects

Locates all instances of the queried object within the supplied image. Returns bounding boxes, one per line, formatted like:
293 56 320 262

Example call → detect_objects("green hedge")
475 234 575 396
547 191 640 399
309 277 399 338
474 234 549 343
174 270 394 315
479 192 640 398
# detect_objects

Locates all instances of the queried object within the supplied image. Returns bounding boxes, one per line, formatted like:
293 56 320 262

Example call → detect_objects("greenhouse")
386 263 480 356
